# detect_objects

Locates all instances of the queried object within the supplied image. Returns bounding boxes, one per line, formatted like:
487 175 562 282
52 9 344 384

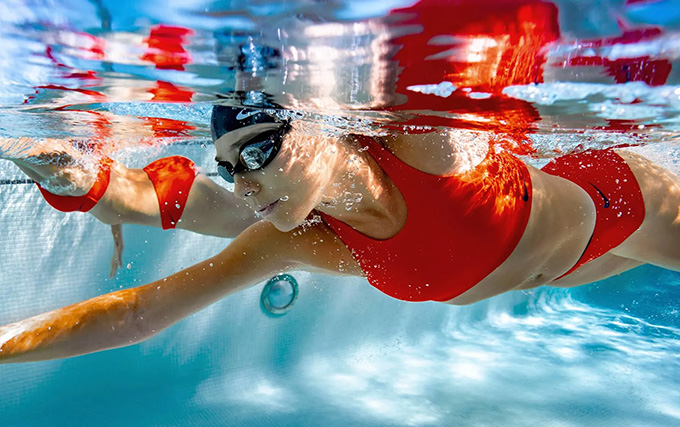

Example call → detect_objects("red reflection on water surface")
141 25 194 71
385 0 561 150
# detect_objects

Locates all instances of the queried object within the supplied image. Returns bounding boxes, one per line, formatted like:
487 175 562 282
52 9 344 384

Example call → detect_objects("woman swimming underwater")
2 105 680 363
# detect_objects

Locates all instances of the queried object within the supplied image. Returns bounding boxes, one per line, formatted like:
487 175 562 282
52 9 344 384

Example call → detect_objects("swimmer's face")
215 124 333 231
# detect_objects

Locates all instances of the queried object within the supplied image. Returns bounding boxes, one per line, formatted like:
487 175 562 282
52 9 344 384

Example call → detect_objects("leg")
610 149 680 271
545 253 643 288
1 138 96 196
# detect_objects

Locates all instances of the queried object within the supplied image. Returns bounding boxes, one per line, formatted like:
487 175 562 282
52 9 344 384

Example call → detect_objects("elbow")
114 298 165 347
74 291 159 354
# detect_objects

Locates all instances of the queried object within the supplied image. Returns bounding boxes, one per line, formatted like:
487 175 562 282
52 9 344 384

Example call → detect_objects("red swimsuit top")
319 136 533 302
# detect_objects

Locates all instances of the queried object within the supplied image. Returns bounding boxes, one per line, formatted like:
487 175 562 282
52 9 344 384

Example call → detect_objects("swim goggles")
216 120 291 183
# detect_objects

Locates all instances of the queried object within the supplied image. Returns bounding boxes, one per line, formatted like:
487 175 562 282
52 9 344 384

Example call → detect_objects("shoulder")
230 218 363 276
377 130 489 176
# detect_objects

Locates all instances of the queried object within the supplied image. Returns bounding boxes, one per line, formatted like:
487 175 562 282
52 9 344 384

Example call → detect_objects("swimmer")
2 105 680 363
0 137 258 277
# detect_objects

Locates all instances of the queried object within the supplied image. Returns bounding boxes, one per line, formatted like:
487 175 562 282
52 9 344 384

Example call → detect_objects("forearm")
0 264 246 364
0 288 146 363
0 265 259 364
0 223 291 364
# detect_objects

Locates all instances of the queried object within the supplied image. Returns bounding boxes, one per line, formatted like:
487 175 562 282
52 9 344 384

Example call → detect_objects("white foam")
406 81 457 98
503 81 680 107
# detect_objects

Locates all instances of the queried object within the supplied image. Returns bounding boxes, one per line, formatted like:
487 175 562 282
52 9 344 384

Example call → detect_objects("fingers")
109 253 121 278
109 224 124 278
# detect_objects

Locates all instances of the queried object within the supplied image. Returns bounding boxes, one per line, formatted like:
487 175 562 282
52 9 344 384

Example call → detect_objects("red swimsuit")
321 141 646 302
320 137 533 302
541 150 645 278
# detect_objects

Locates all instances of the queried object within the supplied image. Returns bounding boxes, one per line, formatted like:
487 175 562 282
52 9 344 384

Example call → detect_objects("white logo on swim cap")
236 109 261 121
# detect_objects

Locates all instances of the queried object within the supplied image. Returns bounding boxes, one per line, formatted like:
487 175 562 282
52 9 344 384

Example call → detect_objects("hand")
109 224 124 278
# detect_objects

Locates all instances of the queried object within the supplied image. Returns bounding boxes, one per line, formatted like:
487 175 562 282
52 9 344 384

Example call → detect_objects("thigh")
545 253 643 288
610 149 680 270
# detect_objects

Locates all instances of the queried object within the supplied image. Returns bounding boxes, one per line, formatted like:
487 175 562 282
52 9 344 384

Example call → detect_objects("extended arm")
0 220 360 363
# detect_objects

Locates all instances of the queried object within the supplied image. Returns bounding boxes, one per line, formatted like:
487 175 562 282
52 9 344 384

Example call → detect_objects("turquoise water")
1 1 680 426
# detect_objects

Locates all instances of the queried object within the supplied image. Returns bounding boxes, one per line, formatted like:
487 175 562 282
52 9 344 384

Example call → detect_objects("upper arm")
280 220 363 276
94 169 258 237
231 219 363 277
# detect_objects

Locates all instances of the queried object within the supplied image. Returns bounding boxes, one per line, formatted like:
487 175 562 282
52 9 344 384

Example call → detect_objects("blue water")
1 1 680 426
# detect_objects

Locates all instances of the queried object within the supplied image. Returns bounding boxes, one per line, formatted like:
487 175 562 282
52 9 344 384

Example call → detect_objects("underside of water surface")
1 1 680 426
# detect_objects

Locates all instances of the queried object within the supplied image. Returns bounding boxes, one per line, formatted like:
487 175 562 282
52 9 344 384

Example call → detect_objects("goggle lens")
215 121 289 184
240 143 272 170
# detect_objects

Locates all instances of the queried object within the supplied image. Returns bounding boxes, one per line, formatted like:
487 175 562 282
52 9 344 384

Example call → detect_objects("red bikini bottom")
37 155 198 231
36 157 114 213
541 149 645 278
142 156 198 230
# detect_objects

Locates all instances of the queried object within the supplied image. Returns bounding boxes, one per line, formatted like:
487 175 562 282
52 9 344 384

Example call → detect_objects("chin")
269 221 294 232
266 215 297 232
269 211 313 233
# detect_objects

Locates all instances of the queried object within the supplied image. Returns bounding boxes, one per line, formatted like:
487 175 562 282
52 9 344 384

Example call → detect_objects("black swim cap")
210 105 281 141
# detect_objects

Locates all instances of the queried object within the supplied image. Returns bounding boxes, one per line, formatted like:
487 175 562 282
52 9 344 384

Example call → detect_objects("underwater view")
1 0 680 425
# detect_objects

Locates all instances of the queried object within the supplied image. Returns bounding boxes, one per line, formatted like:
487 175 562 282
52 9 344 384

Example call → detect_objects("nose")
234 175 259 199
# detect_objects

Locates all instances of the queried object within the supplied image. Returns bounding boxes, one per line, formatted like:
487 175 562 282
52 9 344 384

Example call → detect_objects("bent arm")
0 221 359 363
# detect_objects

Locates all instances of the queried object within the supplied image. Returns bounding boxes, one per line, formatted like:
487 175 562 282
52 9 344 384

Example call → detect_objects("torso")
449 165 597 304
320 136 538 302
317 134 604 305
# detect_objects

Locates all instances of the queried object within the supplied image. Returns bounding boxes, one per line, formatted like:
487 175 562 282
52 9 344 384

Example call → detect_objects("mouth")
256 199 280 217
